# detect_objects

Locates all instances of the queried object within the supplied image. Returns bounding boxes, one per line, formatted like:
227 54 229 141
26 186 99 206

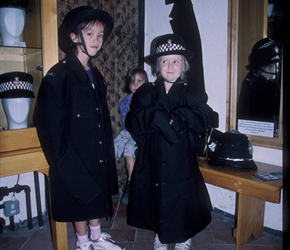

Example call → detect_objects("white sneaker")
92 232 125 250
154 234 168 250
174 238 192 250
76 241 94 250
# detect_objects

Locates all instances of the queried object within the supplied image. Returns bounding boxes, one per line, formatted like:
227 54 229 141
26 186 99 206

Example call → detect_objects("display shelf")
0 47 42 72
0 0 63 249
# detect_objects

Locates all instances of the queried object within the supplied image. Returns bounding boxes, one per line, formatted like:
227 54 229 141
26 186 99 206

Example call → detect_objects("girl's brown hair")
124 68 148 93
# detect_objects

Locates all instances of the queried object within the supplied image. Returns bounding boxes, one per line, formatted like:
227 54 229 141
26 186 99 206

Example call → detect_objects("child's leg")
124 155 135 179
124 135 137 179
121 136 137 205
88 219 101 240
75 221 90 243
114 130 129 160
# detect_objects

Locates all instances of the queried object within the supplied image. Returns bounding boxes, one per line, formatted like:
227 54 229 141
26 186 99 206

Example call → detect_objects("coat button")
99 159 104 163
99 141 103 144
98 124 101 128
96 108 99 111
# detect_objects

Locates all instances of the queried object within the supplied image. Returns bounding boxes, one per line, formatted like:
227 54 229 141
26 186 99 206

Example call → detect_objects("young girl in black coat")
126 34 217 250
33 6 124 250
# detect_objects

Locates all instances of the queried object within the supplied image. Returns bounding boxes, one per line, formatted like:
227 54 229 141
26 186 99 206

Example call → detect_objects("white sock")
89 224 101 241
76 232 89 244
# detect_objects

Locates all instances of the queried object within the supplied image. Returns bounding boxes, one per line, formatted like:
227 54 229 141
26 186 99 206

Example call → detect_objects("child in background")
114 67 148 205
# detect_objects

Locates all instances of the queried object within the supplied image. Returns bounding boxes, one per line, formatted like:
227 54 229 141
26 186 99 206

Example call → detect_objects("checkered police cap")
0 72 35 98
146 34 194 65
246 37 281 70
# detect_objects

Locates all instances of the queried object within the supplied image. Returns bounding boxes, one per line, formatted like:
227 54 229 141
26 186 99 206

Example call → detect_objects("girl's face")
129 73 147 93
71 21 105 57
158 54 184 83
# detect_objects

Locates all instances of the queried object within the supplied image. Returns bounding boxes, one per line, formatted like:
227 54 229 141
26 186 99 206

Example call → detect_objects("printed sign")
237 119 274 138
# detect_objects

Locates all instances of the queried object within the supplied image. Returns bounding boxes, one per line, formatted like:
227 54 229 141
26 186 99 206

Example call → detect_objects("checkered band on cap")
0 72 34 98
0 78 33 94
257 39 275 50
271 55 280 62
156 39 186 54
252 38 279 52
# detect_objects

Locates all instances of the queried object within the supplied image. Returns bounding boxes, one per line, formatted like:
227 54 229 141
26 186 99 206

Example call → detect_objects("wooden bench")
0 127 68 250
198 158 283 250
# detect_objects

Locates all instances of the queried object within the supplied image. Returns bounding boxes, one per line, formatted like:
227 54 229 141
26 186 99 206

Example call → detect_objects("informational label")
237 119 274 138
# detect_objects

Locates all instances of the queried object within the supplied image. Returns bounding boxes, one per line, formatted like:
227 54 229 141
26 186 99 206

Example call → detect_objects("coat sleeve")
169 84 214 133
33 68 101 206
126 84 180 146
169 104 210 134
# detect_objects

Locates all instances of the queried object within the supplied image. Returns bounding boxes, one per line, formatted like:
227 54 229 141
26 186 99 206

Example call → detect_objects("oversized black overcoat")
33 53 119 222
125 77 214 244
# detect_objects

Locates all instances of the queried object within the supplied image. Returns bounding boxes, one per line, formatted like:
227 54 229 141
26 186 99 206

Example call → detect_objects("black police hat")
0 71 34 98
146 34 194 65
58 6 114 54
0 0 31 12
208 130 257 170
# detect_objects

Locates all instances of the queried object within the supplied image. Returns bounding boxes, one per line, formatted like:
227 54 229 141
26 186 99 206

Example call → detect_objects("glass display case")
227 0 283 149
0 0 58 130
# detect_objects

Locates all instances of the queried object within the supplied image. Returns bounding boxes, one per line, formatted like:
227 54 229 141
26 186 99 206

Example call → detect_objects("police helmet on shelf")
208 130 258 170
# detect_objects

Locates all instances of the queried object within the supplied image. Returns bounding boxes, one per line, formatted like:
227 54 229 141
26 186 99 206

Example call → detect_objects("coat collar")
153 77 188 107
63 53 91 86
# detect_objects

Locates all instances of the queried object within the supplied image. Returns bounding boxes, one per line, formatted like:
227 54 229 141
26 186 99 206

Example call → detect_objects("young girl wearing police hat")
125 34 217 250
33 6 124 250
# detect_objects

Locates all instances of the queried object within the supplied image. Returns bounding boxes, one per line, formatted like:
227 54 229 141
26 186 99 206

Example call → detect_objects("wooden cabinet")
0 0 58 129
0 0 68 249
0 1 67 249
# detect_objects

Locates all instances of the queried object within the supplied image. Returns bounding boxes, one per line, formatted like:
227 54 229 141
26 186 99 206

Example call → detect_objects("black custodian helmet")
246 37 280 70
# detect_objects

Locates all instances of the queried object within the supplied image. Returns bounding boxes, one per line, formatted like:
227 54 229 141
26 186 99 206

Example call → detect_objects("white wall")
145 0 282 231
